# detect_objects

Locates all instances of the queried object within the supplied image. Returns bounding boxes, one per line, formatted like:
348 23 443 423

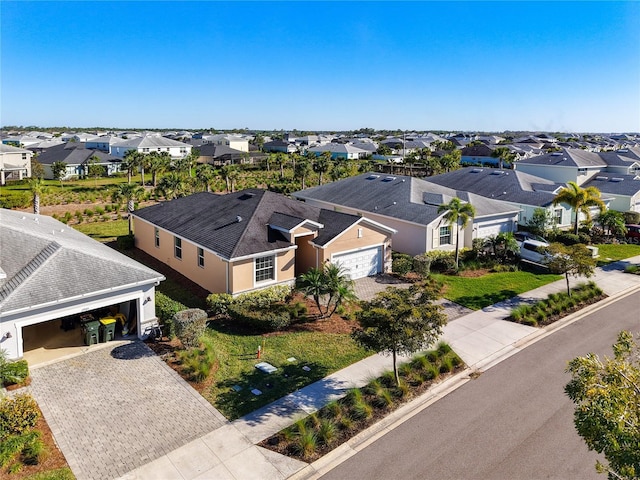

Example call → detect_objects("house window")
197 247 204 268
142 148 149 153
154 228 160 248
255 255 274 283
174 237 182 259
554 209 563 225
439 226 452 245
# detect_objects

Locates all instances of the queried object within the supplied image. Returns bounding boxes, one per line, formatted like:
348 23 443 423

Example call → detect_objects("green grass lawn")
200 324 371 419
432 270 562 310
595 244 640 264
73 219 129 242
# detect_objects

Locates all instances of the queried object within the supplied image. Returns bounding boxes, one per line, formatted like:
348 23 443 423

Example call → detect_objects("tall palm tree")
294 158 313 190
156 172 189 200
491 146 516 169
437 197 476 270
195 163 217 192
112 183 145 235
313 152 332 186
553 181 605 235
122 150 142 184
148 152 171 187
221 164 240 193
29 177 48 215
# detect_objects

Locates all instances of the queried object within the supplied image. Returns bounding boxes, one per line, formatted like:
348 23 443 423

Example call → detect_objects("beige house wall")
134 217 227 293
229 249 297 295
295 235 318 274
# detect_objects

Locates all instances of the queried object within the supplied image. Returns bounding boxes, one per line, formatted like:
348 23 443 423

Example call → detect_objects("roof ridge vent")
490 171 505 175
610 177 624 182
471 168 483 173
595 175 608 180
367 174 380 180
382 176 396 182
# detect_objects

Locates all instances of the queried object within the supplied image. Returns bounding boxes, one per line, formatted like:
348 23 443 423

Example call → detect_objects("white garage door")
333 247 382 279
476 221 510 238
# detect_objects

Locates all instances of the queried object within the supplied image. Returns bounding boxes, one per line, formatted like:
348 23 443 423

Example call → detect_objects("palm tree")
195 163 217 192
221 164 240 193
313 152 332 186
111 183 145 235
274 153 287 179
148 152 171 187
553 181 606 235
491 147 516 169
294 158 313 190
29 177 48 215
156 172 189 200
122 150 143 184
324 263 357 317
437 197 476 270
296 267 327 317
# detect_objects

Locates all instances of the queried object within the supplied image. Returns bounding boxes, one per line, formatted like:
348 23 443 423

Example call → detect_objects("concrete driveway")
29 341 227 480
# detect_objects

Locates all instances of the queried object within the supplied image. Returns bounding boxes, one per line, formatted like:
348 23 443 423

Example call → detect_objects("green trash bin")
99 317 116 343
82 320 100 346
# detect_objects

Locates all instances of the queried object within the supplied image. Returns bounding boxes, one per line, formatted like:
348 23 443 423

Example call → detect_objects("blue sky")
2 1 639 132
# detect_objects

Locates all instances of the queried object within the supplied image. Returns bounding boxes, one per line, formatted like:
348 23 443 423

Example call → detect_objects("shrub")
206 293 234 316
555 233 581 245
0 394 40 438
155 292 187 337
425 251 457 273
392 254 413 276
0 357 29 387
623 211 640 225
116 234 135 250
287 301 307 320
317 419 337 447
173 308 208 349
412 253 431 276
234 285 291 309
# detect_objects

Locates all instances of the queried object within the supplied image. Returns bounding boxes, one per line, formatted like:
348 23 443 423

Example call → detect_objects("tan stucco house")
132 190 396 295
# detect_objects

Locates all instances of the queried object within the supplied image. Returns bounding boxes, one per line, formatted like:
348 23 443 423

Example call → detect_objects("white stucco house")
110 135 192 158
0 144 32 185
0 209 165 360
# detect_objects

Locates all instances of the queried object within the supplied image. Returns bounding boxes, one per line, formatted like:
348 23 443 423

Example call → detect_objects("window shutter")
432 226 439 248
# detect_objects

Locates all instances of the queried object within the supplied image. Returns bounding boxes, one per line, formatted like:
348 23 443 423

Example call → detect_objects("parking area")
28 341 227 480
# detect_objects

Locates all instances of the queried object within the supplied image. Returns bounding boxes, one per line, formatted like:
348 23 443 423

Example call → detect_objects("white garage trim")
332 245 383 279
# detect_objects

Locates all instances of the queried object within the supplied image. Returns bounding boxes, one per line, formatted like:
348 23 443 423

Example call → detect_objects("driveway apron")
28 341 227 480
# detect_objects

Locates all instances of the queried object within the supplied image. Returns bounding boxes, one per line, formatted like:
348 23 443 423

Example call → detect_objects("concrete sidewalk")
121 256 640 480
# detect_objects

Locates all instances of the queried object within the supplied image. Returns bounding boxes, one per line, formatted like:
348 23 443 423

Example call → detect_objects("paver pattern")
29 341 227 480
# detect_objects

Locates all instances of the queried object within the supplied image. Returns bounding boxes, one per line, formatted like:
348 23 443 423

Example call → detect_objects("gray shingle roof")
111 136 190 149
293 172 519 224
518 148 606 168
582 174 640 196
133 190 365 260
426 167 563 207
36 143 120 165
0 209 164 315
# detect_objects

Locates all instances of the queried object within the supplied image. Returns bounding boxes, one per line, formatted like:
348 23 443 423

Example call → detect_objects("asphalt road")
321 292 640 480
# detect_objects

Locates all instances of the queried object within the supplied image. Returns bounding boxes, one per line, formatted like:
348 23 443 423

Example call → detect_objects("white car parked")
519 239 552 264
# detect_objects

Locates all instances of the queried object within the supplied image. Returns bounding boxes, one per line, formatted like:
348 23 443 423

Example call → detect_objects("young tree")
353 282 447 385
29 177 48 215
544 243 596 296
527 207 554 237
553 181 606 235
437 197 476 270
86 155 104 187
111 183 145 235
597 209 627 237
31 156 45 179
51 161 68 187
565 331 640 480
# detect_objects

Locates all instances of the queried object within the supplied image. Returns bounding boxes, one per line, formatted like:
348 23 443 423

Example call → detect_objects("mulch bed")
258 364 465 463
507 294 608 327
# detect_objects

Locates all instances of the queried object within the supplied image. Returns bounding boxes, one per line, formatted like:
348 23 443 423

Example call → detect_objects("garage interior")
21 300 137 367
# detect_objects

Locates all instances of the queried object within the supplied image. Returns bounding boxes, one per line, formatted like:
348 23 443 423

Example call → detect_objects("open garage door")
332 246 382 279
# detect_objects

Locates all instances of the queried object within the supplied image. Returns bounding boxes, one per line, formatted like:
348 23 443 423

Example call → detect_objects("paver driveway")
29 341 227 480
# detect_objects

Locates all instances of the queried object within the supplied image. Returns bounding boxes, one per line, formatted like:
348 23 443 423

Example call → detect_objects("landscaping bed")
507 282 606 327
259 343 464 463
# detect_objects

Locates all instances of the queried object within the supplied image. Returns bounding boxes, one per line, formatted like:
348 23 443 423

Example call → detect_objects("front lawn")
431 270 562 310
179 322 371 420
595 244 640 265
72 219 129 242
